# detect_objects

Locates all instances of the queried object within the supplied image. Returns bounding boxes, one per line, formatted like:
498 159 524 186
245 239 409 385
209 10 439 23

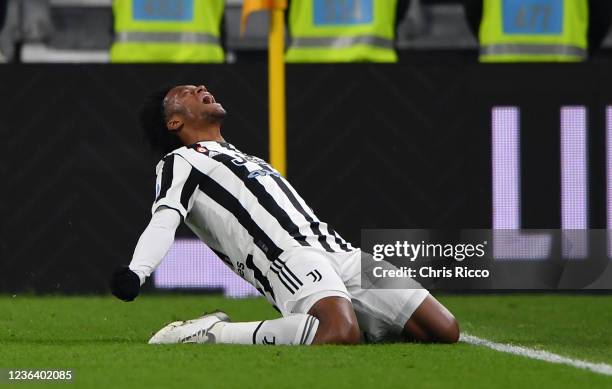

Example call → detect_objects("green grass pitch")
1 294 611 388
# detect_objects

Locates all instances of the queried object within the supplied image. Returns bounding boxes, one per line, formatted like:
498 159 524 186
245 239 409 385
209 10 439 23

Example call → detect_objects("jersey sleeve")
129 207 181 285
152 154 199 219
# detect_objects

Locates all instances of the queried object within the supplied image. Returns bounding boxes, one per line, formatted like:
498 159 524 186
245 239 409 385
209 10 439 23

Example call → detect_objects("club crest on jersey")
195 145 208 154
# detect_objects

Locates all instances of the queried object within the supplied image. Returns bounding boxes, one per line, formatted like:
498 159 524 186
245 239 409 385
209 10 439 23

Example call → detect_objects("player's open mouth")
202 93 215 105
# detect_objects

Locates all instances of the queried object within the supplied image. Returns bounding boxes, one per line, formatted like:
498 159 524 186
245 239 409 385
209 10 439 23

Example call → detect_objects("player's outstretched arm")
110 207 181 301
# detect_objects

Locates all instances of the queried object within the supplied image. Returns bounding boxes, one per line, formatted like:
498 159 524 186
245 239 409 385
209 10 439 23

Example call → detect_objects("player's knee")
309 296 361 345
438 317 460 344
314 314 361 345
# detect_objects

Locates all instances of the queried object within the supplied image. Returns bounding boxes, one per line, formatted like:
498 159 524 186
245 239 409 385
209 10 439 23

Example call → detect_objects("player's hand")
110 267 141 302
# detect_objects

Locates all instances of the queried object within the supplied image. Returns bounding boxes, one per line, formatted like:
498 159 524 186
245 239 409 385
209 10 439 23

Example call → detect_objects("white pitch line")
461 334 612 377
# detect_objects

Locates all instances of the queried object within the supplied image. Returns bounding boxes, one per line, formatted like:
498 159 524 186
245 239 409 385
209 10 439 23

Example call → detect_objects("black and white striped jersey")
151 140 356 293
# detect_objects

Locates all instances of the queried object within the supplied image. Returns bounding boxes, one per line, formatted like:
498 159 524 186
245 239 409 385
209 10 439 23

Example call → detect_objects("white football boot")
148 311 230 345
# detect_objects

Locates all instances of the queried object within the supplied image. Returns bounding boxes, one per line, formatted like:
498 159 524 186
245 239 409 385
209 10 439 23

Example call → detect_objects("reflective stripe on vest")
291 35 393 49
481 43 586 57
116 31 220 44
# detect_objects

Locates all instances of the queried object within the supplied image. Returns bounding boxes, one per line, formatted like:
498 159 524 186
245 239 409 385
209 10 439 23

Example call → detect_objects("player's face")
165 85 227 123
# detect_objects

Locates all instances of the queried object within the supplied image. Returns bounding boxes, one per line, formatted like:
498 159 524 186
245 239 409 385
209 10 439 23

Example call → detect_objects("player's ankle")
209 321 227 338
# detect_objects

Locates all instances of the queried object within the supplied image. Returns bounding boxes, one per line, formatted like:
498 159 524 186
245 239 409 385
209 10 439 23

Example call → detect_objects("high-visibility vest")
110 0 224 63
285 0 398 63
479 0 588 62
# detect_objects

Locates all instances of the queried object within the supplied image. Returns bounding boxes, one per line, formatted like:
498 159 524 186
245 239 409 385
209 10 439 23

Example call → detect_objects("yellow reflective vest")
110 0 224 63
285 0 398 63
479 0 588 62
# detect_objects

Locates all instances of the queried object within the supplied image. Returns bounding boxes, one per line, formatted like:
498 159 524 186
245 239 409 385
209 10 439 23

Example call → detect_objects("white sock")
211 314 319 345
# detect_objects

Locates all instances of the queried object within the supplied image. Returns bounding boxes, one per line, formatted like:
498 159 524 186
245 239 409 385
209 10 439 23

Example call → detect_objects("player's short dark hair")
139 86 183 156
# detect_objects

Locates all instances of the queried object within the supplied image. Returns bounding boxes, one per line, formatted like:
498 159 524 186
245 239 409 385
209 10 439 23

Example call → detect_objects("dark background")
1 60 611 293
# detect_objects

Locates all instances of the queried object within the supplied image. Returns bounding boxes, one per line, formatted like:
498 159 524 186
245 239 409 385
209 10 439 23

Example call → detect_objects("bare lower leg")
403 295 460 344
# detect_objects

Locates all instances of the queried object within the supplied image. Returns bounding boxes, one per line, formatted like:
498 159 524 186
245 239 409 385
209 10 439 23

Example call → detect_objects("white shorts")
266 247 429 343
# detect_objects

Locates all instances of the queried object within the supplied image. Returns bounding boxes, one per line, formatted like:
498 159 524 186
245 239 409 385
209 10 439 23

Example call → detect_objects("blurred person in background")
463 0 612 62
0 0 9 62
110 0 225 63
285 0 409 62
0 0 5 35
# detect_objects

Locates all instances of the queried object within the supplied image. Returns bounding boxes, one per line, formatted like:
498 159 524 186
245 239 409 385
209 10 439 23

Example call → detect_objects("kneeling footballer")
110 84 460 345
